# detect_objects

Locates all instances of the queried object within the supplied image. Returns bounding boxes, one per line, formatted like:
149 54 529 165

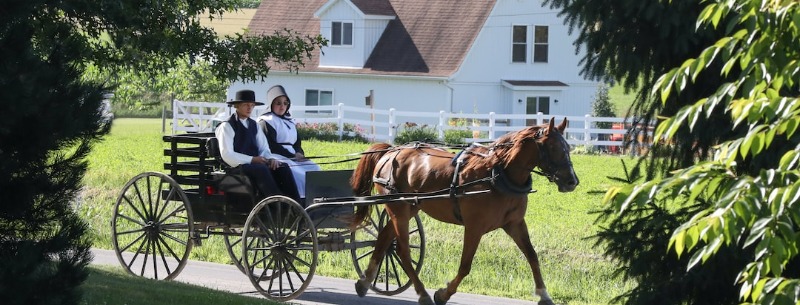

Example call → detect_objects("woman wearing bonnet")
257 85 321 200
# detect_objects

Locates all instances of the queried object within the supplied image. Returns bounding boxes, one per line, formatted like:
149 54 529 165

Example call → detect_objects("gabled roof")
248 0 497 77
350 0 395 16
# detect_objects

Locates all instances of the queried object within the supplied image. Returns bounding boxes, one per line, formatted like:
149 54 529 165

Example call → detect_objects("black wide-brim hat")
227 89 264 105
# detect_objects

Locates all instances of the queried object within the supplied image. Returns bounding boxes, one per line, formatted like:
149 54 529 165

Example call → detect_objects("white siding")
229 73 449 135
363 19 390 63
451 0 599 118
318 2 364 68
231 0 601 132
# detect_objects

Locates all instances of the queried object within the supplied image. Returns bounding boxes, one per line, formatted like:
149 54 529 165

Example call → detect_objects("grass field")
80 118 636 304
81 266 280 305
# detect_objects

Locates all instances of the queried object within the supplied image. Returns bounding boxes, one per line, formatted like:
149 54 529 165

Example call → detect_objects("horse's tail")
349 142 393 230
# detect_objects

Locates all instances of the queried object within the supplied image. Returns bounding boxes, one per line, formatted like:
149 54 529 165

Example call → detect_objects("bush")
394 122 438 145
443 129 472 146
296 122 368 143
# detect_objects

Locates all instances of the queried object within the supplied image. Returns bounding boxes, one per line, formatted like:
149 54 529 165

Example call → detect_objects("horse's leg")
433 227 483 305
355 214 397 297
502 220 554 305
389 204 434 305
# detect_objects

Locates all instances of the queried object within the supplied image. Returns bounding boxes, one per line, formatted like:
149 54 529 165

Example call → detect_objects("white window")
512 25 527 63
533 26 548 63
331 21 353 46
305 89 333 114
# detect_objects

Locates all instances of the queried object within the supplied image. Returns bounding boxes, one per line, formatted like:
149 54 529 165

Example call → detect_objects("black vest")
228 114 259 156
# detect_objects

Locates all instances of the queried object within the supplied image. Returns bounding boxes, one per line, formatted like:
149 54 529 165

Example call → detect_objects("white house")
229 0 599 129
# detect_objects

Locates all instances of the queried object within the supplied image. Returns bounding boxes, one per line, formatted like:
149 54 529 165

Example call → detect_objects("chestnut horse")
349 118 579 305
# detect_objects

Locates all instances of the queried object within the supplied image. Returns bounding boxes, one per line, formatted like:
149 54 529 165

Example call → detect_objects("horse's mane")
461 125 543 172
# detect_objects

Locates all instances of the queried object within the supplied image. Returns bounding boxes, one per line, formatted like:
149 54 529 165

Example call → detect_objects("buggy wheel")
111 172 194 280
222 227 246 273
350 209 426 296
223 227 278 281
242 196 318 301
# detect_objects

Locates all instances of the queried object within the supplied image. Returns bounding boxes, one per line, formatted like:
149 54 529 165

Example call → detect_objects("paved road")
91 248 539 305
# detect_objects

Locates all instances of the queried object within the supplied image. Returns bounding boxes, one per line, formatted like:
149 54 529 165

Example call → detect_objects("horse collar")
491 165 532 196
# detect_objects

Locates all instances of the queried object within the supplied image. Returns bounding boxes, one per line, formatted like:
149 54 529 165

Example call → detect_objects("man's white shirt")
214 115 273 167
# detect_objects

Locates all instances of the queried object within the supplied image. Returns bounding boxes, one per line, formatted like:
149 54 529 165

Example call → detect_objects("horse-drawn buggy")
111 118 579 305
111 132 425 301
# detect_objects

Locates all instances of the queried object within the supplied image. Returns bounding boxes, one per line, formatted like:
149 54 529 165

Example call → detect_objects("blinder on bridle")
529 128 573 183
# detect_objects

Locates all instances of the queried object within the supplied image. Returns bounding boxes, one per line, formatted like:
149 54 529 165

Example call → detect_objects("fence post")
537 112 544 126
172 100 178 135
488 112 495 140
438 111 445 140
199 106 205 133
337 103 344 140
388 108 396 144
584 114 592 146
161 105 166 134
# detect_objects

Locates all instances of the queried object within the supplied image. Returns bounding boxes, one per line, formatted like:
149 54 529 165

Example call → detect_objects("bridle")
489 128 572 183
530 130 573 183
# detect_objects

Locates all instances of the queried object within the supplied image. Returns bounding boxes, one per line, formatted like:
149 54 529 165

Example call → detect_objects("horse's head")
534 118 579 192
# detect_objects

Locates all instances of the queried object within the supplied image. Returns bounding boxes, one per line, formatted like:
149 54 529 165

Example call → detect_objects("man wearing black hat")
214 89 301 202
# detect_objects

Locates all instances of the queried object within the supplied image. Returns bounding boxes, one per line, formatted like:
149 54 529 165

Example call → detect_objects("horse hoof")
354 279 369 297
538 299 556 305
433 288 449 305
419 294 436 305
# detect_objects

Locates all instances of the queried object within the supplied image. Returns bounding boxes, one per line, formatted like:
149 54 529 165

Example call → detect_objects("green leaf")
687 247 704 270
661 70 676 103
780 183 800 209
768 254 783 276
764 128 776 148
688 178 708 204
603 187 622 205
654 117 674 141
771 238 786 262
750 132 763 156
776 220 795 241
686 225 699 250
710 3 725 28
779 150 799 170
754 237 770 261
673 230 686 257
786 118 800 138
751 278 767 302
741 133 753 158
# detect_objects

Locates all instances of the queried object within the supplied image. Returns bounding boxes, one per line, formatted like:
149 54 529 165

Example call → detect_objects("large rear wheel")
223 227 279 281
111 172 194 280
242 196 318 301
350 208 426 295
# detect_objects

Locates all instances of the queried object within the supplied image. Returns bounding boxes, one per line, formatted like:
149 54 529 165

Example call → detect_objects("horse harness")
372 141 536 224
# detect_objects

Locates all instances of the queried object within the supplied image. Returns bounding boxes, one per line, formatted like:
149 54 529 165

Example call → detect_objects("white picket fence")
171 100 650 153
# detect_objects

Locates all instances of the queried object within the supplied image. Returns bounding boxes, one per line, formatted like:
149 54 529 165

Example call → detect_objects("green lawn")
80 118 635 304
81 266 279 305
608 83 639 117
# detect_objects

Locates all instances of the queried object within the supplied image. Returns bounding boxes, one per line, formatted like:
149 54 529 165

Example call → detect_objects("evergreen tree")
0 1 324 304
591 84 615 139
544 0 735 175
546 0 800 304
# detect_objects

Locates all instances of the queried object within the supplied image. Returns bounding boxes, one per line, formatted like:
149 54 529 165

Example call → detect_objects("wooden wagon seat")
205 137 257 197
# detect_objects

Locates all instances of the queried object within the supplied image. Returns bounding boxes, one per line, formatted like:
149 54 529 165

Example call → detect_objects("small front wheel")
350 209 426 295
242 196 318 301
111 172 194 280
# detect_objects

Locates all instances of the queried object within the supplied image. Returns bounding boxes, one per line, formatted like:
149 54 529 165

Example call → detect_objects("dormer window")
331 21 353 46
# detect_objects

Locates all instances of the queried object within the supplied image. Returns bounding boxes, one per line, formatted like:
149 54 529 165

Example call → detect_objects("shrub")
443 129 472 146
296 122 368 143
394 122 438 145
